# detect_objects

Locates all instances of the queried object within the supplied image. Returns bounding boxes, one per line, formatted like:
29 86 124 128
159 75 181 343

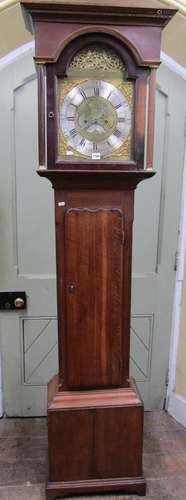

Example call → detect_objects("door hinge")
174 250 179 271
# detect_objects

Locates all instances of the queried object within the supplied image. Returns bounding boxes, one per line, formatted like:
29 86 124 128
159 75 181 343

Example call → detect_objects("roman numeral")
113 129 121 138
114 103 122 109
118 117 125 123
79 138 86 147
70 128 77 137
107 91 112 100
93 142 98 152
94 87 99 96
71 103 78 108
67 116 75 121
80 89 87 100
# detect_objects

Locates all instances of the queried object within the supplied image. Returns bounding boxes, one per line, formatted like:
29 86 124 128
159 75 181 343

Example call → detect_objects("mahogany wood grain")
37 64 46 166
38 169 155 189
46 65 56 168
20 3 176 498
40 171 151 498
29 22 170 66
48 376 143 410
51 186 140 389
65 208 123 388
37 171 155 394
95 407 143 478
22 2 176 32
47 377 145 496
48 409 94 481
48 409 143 481
46 477 146 498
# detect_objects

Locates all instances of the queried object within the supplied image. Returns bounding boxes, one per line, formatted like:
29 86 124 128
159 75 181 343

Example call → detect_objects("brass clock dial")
59 80 132 160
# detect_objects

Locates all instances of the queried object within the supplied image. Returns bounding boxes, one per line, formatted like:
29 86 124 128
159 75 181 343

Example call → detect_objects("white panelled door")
0 51 185 415
0 53 58 416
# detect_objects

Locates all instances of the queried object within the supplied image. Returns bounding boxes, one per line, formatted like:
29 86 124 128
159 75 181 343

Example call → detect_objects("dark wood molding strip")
46 475 146 498
37 168 155 190
21 2 176 28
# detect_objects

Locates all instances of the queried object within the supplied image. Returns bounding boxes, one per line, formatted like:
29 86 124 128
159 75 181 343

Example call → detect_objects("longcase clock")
21 2 175 498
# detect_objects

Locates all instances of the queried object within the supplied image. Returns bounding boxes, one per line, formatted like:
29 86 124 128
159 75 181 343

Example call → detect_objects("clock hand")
87 120 105 132
96 116 113 131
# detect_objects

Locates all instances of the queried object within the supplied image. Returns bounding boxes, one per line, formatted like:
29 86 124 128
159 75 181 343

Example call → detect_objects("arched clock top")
21 2 176 67
55 33 140 80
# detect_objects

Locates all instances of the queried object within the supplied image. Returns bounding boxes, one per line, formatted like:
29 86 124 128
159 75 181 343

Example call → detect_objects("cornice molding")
0 0 185 16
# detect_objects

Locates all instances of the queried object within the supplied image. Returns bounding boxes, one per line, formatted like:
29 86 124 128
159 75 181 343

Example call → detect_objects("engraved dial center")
76 96 117 142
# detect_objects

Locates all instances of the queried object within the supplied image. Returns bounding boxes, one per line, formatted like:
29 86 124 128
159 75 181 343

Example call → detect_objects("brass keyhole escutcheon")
67 282 76 294
14 297 25 309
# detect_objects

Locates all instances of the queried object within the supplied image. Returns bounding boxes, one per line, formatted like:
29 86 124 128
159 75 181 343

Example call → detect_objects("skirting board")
168 392 186 428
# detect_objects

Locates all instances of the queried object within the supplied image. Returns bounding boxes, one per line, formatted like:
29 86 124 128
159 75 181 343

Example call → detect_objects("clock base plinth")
46 477 146 499
47 376 145 499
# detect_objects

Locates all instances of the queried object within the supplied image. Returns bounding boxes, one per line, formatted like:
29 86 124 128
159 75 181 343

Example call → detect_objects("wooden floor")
0 411 185 499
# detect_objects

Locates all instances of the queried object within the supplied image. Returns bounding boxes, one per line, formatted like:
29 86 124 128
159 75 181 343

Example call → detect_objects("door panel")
130 315 153 382
0 52 185 414
48 410 94 481
95 407 142 478
23 318 58 385
65 208 123 388
0 54 58 416
130 87 168 405
131 68 186 408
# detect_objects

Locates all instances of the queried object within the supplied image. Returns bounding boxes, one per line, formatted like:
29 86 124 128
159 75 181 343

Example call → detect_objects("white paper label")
92 152 101 160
